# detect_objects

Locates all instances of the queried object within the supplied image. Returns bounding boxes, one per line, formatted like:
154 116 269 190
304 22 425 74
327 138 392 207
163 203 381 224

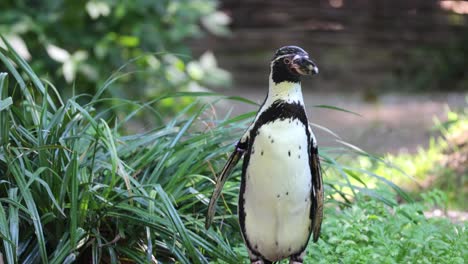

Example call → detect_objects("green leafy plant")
305 190 467 264
0 0 230 102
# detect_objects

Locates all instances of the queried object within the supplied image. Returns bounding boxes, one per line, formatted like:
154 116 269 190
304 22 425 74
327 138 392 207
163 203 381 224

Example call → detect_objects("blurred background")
0 2 466 262
191 0 468 154
0 0 467 154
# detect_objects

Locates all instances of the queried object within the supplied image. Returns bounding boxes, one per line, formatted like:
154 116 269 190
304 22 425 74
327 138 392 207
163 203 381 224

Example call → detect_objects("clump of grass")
0 39 248 263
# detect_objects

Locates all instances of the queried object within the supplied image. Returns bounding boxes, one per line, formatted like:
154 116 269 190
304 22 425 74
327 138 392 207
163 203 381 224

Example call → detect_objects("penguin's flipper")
205 141 247 229
309 132 324 243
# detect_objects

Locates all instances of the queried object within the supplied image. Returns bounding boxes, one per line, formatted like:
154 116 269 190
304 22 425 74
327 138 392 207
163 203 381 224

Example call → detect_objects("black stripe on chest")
250 100 309 139
238 100 311 259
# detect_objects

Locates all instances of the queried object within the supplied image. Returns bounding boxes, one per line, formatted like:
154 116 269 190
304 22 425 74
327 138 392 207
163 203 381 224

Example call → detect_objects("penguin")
206 46 324 264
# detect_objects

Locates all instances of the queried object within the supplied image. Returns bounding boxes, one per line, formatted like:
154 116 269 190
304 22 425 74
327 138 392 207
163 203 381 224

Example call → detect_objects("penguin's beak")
291 55 319 75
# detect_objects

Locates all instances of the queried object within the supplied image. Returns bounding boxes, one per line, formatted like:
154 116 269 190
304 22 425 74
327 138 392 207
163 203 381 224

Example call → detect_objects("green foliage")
432 106 468 209
0 40 244 263
305 191 467 264
0 0 230 101
355 105 468 209
356 139 443 187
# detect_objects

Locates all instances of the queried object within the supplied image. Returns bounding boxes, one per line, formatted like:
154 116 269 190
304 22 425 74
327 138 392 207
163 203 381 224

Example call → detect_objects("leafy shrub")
306 191 467 264
0 0 230 101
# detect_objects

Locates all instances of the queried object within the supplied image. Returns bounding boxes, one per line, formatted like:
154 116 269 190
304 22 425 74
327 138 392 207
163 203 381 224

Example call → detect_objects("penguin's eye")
283 57 292 65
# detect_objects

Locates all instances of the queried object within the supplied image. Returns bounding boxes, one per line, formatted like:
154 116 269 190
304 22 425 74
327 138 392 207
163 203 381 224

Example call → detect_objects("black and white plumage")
206 46 324 264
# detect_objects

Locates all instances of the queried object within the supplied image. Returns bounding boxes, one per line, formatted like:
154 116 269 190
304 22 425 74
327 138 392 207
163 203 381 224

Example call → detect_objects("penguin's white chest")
242 118 312 261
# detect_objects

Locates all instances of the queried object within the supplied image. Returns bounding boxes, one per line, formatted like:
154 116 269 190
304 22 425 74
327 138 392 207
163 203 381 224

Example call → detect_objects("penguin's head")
270 46 318 84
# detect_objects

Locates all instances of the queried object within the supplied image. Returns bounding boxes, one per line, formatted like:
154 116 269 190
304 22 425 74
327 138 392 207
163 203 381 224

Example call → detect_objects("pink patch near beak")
290 63 312 75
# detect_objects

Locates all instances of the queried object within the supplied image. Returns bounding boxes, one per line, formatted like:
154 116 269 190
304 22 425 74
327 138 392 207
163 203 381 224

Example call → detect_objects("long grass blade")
313 104 362 116
0 200 15 263
7 158 48 263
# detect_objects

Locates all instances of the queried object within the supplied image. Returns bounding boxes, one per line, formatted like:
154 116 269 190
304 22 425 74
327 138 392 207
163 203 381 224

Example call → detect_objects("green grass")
0 38 451 263
0 39 249 263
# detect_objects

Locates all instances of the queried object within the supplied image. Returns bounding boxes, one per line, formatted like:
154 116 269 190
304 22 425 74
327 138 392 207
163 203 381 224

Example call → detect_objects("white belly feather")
243 118 312 261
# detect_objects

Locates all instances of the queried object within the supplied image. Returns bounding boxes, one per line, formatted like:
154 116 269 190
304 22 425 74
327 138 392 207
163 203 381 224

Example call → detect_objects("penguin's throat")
268 80 304 104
